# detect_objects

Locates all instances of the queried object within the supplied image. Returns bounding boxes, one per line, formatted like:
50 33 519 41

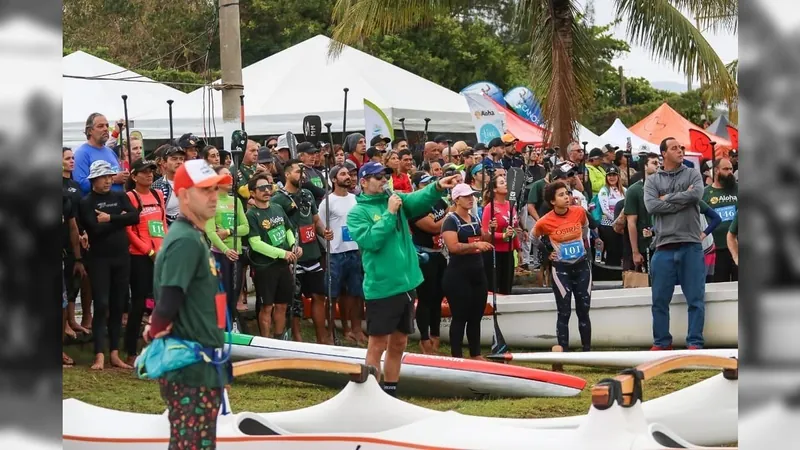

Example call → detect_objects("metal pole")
323 121 337 345
121 95 132 165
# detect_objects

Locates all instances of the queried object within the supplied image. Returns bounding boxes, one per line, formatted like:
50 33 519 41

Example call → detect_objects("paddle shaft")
167 99 174 141
399 117 408 141
121 95 132 165
231 95 245 331
342 88 349 144
324 122 337 344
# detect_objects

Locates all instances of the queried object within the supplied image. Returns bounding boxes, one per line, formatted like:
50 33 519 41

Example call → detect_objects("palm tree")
328 0 738 151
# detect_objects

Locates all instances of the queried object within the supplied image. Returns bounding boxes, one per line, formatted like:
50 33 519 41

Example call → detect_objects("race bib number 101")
559 240 585 261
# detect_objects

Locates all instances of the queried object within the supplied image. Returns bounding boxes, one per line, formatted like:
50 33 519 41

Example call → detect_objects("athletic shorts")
326 251 364 298
296 259 326 297
253 263 293 308
365 289 417 336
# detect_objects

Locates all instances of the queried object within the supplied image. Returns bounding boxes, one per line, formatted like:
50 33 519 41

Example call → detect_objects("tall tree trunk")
543 0 578 160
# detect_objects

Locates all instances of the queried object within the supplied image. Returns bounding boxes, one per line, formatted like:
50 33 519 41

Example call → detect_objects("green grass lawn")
63 324 720 419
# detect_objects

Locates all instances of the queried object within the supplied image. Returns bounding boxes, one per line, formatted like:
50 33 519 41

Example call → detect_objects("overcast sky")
583 0 739 86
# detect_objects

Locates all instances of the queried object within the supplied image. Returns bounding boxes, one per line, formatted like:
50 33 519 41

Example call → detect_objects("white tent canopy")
599 118 659 154
576 123 606 151
135 35 475 142
62 51 187 147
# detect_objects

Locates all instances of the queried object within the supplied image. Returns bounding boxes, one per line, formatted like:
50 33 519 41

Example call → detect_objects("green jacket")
347 182 443 301
586 164 607 198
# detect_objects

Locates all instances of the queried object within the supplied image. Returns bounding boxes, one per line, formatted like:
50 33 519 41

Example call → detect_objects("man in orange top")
533 180 593 352
124 159 169 365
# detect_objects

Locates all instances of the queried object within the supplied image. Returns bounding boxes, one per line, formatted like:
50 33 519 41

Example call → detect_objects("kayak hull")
63 371 737 449
411 282 738 348
230 335 584 398
497 348 739 368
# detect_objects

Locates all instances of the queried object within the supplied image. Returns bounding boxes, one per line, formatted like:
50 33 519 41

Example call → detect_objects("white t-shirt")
318 193 359 254
166 179 180 218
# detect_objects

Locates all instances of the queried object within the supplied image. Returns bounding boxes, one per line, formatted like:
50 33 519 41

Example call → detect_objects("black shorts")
365 289 417 336
253 263 293 308
296 259 326 297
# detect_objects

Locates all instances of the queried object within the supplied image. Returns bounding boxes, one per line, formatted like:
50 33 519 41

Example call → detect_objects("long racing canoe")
230 334 585 398
488 348 739 368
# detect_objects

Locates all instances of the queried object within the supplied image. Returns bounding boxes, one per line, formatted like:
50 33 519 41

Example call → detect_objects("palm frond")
517 0 595 151
615 0 737 119
328 0 454 59
668 0 737 34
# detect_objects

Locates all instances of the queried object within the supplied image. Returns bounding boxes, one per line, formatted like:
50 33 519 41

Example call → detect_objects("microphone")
383 183 402 230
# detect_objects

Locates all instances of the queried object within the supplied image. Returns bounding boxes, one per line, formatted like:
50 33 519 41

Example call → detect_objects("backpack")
131 189 165 220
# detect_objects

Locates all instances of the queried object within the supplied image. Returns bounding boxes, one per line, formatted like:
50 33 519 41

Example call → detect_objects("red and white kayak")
489 348 739 368
230 334 584 398
419 281 738 349
62 355 738 449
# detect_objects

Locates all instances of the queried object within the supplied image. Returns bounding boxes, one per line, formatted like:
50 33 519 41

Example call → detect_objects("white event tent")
134 35 476 141
576 123 606 151
63 51 187 147
599 118 659 154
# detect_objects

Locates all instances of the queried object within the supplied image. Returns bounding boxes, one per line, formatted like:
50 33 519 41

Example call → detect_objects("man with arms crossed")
644 137 706 350
347 162 458 397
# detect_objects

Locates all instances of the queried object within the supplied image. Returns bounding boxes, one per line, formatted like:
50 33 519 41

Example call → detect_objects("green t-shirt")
246 203 293 267
526 179 546 212
153 220 228 387
622 180 652 255
702 185 738 249
729 214 737 236
272 188 321 263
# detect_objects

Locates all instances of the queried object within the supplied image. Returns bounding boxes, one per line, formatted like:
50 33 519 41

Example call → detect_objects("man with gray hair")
73 113 129 195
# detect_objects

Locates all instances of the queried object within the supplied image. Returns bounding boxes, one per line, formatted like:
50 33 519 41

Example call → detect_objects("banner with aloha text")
462 92 505 144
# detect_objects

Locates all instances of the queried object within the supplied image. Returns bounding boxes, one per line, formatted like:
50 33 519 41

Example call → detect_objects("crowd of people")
61 112 740 367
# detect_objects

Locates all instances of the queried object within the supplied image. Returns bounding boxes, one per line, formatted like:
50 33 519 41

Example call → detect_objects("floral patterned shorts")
159 379 222 449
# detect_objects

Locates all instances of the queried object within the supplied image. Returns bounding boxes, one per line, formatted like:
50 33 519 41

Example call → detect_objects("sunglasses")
368 174 387 181
255 184 274 192
266 144 277 149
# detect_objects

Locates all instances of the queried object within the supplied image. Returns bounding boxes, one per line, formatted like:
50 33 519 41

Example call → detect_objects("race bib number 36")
559 240 585 261
299 224 317 244
714 205 737 222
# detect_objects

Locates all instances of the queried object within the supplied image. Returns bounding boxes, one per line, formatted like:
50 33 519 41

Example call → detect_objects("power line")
63 74 216 88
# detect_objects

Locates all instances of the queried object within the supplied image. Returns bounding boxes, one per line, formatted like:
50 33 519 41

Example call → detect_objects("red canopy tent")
629 103 732 156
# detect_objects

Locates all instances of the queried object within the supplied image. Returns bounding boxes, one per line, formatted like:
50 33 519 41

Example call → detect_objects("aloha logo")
261 215 284 230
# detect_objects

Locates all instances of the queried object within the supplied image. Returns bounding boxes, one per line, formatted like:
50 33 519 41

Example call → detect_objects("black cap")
488 137 504 149
433 135 448 144
178 133 206 149
370 135 391 146
343 160 358 172
165 145 186 157
366 146 384 159
550 166 569 180
603 144 619 153
474 143 487 152
131 159 157 174
257 147 274 164
588 148 604 160
296 142 319 154
606 166 620 176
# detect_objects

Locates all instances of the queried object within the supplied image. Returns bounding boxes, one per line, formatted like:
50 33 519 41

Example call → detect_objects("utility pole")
618 66 626 106
218 0 244 151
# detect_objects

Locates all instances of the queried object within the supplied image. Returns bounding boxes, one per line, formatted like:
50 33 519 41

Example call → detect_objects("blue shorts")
326 251 364 298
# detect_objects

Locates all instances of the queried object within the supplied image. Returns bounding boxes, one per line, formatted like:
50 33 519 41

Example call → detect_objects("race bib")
467 235 481 244
214 292 227 329
220 212 235 229
714 205 736 222
267 225 287 247
341 225 353 242
147 220 165 238
559 240 585 261
299 224 316 244
432 234 444 250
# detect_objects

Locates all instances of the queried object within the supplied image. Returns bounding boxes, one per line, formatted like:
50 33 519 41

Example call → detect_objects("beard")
719 173 736 190
336 180 351 189
289 177 301 188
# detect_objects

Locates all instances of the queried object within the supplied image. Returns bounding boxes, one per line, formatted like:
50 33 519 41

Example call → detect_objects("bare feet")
64 324 77 339
90 353 104 370
110 351 133 369
419 340 434 355
471 355 488 361
431 336 441 353
236 301 247 312
124 355 137 367
62 352 74 367
81 315 93 331
353 331 368 346
68 320 90 334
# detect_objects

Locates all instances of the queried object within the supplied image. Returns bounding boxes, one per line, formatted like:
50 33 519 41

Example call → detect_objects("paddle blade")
286 131 298 159
303 115 323 145
507 167 525 207
491 315 508 355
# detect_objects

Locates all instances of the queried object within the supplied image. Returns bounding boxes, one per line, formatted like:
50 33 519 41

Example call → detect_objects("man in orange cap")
500 133 524 170
142 159 233 449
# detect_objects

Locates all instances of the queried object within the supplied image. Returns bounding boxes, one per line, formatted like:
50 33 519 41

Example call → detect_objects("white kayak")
411 281 738 349
489 348 739 368
63 355 739 449
229 334 585 398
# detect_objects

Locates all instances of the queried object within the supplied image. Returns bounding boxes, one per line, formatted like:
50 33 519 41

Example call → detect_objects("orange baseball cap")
173 159 232 193
501 133 518 144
